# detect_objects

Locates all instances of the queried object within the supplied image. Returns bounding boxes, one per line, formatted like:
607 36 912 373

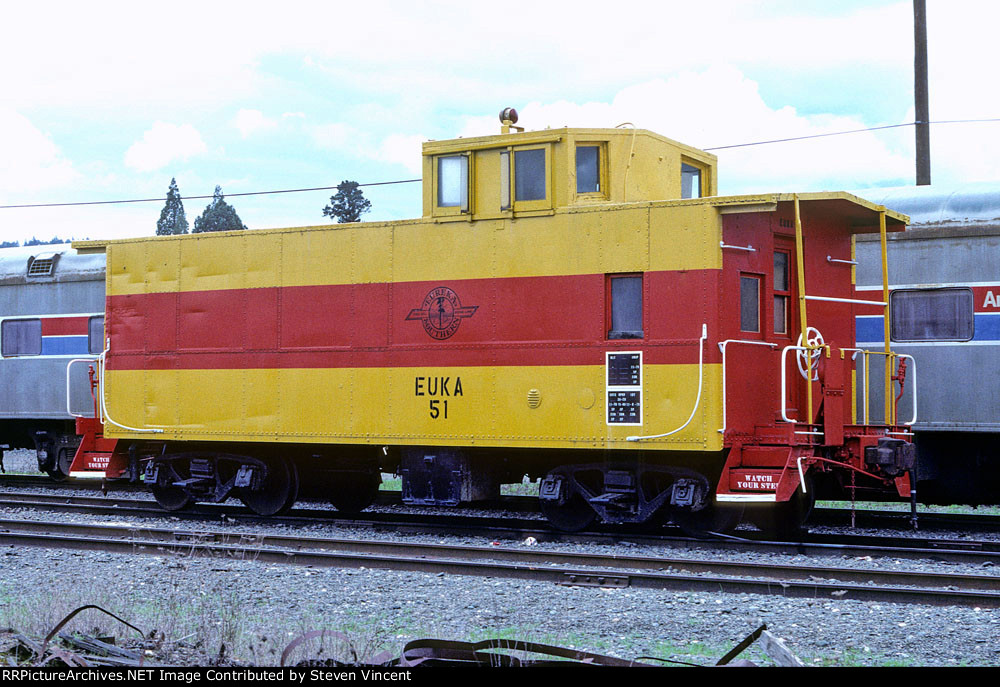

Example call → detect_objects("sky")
0 0 998 244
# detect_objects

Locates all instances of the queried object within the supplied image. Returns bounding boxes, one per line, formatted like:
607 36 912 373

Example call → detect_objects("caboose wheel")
540 493 597 532
673 503 745 537
329 471 381 513
240 458 299 516
749 482 815 540
151 483 193 511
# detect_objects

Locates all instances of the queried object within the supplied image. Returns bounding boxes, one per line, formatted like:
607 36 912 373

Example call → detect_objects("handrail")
65 357 99 418
804 295 886 306
719 241 755 252
627 324 707 441
780 345 810 423
717 339 778 433
827 255 858 266
98 338 164 434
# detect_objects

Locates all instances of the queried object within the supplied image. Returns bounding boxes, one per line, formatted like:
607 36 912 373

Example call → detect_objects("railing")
779 344 917 427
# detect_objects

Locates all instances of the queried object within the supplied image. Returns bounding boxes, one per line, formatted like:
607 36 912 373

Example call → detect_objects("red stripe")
106 271 722 370
41 316 90 336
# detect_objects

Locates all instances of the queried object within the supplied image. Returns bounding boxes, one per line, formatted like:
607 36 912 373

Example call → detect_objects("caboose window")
773 251 790 335
514 148 546 201
681 163 702 199
891 288 974 342
576 146 600 193
608 275 643 339
437 155 469 210
740 275 760 333
88 316 105 355
1 319 42 357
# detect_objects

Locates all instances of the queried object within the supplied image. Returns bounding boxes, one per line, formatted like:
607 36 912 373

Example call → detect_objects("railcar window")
500 151 511 210
774 252 789 335
576 146 600 193
515 149 546 201
88 316 105 354
608 275 643 339
2 319 41 357
890 288 974 341
681 163 702 199
437 155 469 210
740 275 760 333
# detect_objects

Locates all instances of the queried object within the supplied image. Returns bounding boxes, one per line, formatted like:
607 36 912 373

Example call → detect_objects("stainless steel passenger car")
856 183 1000 504
0 244 105 477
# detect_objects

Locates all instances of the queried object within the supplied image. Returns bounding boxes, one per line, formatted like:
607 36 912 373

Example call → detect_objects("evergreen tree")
156 178 189 236
193 186 247 233
322 180 371 224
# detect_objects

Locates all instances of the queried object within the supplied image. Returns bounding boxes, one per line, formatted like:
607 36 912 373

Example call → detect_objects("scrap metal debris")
2 604 151 667
281 624 804 668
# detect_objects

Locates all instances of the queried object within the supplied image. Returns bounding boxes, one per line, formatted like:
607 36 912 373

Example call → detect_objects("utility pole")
914 0 931 185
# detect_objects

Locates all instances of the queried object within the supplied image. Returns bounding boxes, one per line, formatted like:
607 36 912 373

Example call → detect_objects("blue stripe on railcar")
40 335 90 356
856 313 1000 344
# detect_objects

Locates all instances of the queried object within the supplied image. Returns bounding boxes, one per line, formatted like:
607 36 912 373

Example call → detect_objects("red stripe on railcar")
41 316 90 336
104 271 722 370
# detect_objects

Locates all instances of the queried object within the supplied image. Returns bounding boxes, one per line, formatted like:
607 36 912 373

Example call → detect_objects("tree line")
155 179 371 236
0 178 375 249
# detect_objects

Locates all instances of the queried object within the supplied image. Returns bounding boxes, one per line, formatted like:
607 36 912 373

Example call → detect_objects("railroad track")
0 490 999 566
3 516 999 610
3 473 999 532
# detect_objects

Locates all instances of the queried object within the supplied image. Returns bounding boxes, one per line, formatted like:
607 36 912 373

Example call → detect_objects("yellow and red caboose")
72 113 913 532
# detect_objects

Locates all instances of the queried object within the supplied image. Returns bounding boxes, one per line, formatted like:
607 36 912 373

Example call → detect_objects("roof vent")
27 252 58 277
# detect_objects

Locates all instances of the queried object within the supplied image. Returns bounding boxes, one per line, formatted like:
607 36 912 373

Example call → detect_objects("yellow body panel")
103 364 723 451
99 199 729 297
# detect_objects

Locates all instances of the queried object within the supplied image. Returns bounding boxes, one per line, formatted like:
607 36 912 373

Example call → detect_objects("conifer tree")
156 178 189 236
322 180 371 224
193 186 247 233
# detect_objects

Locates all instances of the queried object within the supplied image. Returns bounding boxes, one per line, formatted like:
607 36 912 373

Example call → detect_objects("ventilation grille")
27 255 56 277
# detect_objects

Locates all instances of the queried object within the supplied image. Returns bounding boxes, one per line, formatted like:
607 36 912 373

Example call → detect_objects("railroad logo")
406 287 478 340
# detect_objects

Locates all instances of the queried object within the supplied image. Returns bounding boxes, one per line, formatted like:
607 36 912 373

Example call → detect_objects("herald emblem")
406 287 478 340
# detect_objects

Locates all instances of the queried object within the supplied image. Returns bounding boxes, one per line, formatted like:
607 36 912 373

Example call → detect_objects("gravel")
1 449 999 666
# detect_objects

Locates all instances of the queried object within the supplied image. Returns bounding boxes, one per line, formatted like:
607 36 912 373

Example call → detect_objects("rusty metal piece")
715 624 767 665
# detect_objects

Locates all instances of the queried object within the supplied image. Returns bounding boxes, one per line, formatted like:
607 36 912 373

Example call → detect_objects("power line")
704 117 1000 151
0 178 420 210
2 117 999 211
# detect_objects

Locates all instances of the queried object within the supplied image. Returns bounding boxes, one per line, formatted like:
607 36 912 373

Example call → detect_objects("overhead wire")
2 117 999 211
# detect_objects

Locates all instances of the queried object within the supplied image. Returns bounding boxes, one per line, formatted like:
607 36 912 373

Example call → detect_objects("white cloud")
124 123 207 173
0 108 78 195
375 134 425 174
234 109 277 139
458 67 913 192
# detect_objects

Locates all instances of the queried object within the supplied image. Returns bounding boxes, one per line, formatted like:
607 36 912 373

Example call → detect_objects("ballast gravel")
1 452 999 666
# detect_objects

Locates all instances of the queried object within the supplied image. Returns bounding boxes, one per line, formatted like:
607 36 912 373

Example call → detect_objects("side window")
2 319 42 357
514 148 546 201
88 316 105 354
773 252 790 335
681 162 702 199
437 155 469 211
607 274 643 339
740 275 761 333
576 145 600 194
890 288 974 341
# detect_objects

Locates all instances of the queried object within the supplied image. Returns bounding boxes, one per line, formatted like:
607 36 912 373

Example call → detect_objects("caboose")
71 112 914 532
